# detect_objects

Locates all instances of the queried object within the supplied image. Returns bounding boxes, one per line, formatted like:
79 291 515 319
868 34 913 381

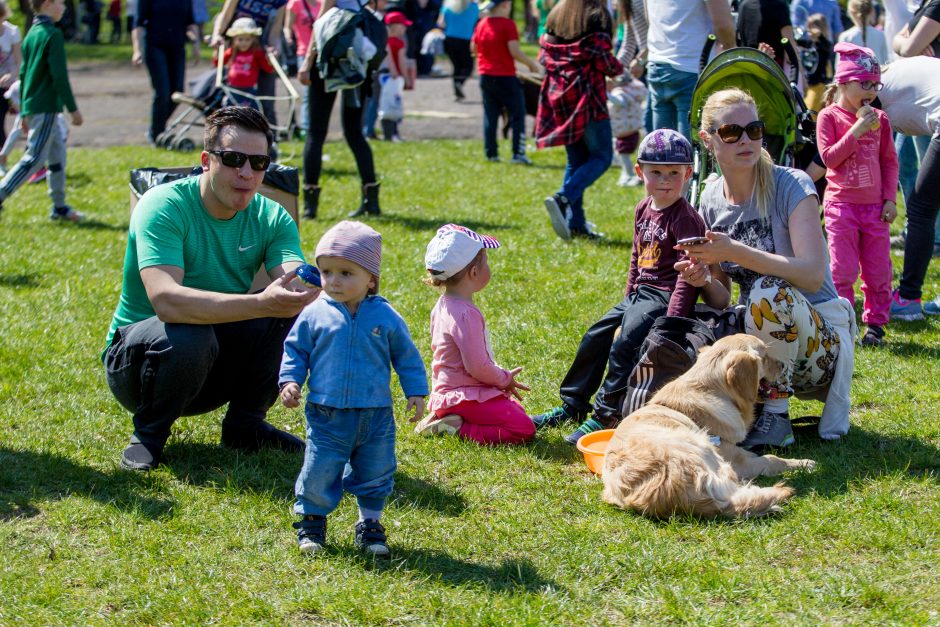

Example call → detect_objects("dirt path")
68 59 502 148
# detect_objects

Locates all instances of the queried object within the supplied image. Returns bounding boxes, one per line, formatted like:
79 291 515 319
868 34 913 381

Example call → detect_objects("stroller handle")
781 37 800 86
699 35 717 74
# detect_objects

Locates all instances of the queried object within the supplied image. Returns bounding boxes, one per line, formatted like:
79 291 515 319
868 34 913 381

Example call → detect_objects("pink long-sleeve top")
427 295 512 412
816 103 899 205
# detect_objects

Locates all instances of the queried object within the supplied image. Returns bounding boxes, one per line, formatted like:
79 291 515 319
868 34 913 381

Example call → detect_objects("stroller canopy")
690 47 798 155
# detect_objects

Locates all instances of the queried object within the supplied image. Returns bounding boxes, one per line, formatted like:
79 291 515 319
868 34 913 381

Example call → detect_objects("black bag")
360 7 388 75
620 316 716 418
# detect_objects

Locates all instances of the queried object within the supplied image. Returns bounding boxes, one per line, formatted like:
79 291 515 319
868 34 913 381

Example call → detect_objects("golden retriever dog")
602 334 816 518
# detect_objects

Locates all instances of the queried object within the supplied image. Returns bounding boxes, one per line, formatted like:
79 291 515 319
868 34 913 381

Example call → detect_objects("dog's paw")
796 459 817 472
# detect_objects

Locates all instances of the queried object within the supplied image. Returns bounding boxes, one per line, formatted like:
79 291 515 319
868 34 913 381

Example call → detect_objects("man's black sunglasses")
710 120 766 143
208 149 271 171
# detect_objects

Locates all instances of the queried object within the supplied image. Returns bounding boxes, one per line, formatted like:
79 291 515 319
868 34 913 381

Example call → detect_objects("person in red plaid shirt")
536 0 623 241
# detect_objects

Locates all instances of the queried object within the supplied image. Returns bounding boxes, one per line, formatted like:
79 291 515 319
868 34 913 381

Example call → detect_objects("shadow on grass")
783 424 939 496
0 446 174 521
527 435 583 465
392 472 468 516
0 272 41 288
73 218 128 232
882 338 940 360
161 442 299 493
351 546 562 594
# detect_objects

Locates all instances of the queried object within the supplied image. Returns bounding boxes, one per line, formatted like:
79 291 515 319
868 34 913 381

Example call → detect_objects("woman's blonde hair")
700 88 775 222
423 249 485 288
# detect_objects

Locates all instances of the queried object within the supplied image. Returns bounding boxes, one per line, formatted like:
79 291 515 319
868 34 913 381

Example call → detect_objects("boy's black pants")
559 285 669 423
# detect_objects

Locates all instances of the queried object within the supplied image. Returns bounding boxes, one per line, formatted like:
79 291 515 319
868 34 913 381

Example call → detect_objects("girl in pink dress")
415 224 536 444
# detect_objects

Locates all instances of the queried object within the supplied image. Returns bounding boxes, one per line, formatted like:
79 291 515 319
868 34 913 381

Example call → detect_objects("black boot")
303 185 320 219
348 182 381 217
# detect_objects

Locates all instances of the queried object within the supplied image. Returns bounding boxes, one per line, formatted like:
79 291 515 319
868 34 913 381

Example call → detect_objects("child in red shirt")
381 11 413 142
215 17 274 111
471 0 539 163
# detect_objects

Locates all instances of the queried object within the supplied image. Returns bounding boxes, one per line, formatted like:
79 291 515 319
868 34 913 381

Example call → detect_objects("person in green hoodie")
0 0 83 221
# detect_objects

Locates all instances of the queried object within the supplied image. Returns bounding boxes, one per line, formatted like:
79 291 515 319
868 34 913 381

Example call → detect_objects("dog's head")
703 335 783 405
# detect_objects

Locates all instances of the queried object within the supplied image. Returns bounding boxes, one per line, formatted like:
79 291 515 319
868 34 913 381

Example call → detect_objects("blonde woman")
675 88 856 448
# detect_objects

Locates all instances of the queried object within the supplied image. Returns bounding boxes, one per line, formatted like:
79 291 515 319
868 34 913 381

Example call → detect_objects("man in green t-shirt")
104 107 320 472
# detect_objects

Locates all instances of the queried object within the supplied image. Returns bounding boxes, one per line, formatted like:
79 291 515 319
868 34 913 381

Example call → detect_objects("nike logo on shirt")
238 244 254 252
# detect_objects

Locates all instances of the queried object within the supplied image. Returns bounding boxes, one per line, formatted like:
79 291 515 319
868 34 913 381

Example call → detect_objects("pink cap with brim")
833 42 880 84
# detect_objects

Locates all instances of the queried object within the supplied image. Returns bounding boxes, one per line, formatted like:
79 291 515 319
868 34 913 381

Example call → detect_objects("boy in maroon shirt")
533 129 709 444
471 0 539 163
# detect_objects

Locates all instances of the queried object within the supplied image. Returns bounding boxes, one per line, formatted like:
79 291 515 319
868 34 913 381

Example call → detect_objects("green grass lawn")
1 139 939 624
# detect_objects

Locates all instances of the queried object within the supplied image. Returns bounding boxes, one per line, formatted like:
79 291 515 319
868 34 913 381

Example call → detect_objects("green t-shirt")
105 176 304 349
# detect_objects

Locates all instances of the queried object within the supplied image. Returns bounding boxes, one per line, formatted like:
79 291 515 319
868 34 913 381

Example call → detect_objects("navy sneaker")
293 515 327 554
740 409 794 451
355 519 390 558
120 441 162 471
532 403 586 429
564 417 605 445
49 206 85 222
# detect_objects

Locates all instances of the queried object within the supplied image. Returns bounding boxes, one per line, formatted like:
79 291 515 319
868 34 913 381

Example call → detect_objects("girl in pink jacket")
414 224 536 445
817 42 898 347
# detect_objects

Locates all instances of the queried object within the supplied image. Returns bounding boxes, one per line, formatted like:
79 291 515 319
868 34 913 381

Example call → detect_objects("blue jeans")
480 74 526 158
895 132 940 245
647 62 698 140
559 118 613 230
293 403 396 516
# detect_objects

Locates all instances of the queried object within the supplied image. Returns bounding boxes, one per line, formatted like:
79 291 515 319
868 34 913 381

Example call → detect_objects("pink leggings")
435 397 535 445
823 200 892 325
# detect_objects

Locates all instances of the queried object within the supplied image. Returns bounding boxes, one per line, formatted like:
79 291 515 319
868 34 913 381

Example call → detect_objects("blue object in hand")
296 263 321 288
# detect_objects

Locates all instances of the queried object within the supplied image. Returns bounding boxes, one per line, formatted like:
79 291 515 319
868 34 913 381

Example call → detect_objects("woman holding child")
676 88 856 448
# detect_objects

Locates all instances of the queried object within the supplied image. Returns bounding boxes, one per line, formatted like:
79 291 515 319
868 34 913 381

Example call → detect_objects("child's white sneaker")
617 171 642 187
414 413 463 436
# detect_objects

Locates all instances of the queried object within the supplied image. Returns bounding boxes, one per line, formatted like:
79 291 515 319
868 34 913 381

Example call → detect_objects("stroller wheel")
173 137 196 152
155 132 175 149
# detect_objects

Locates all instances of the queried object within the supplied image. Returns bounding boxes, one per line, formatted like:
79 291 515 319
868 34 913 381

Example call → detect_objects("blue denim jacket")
279 295 428 408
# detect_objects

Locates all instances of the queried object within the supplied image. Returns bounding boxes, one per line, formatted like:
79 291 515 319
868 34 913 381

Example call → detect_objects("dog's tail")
702 475 795 518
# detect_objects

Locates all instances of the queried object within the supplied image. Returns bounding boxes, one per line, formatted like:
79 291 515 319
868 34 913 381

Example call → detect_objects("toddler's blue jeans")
294 404 396 516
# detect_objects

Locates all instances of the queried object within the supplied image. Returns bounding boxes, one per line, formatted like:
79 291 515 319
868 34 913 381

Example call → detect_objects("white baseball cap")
425 224 500 280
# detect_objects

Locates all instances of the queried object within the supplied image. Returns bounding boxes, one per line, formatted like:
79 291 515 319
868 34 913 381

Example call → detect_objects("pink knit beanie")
833 42 880 85
315 220 382 277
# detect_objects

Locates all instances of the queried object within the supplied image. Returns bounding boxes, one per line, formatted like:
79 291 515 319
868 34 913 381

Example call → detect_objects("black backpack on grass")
620 316 717 418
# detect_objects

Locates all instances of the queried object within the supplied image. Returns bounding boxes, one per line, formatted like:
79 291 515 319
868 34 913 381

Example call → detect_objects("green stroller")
689 40 816 206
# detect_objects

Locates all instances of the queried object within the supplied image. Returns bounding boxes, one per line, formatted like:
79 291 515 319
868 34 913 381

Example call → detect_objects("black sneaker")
220 420 304 453
544 194 572 240
564 417 605 445
740 409 794 451
355 518 390 558
120 441 162 471
293 514 327 554
532 403 586 429
861 324 886 347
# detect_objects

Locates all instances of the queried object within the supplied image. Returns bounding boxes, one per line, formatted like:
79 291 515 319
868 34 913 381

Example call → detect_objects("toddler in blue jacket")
279 220 428 558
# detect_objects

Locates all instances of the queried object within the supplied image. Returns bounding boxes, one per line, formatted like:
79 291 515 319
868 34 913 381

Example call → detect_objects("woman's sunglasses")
208 149 271 171
710 121 766 143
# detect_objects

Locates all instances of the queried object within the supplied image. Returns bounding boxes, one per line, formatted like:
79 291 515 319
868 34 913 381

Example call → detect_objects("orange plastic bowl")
576 429 616 475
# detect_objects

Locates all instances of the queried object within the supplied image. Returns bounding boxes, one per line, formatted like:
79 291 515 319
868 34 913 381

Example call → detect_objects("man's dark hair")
204 106 274 152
